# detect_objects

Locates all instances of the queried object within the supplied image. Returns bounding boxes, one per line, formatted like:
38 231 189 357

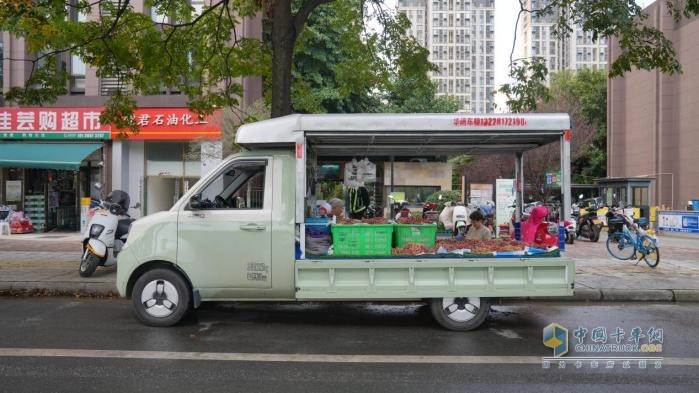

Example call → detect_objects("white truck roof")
235 113 571 156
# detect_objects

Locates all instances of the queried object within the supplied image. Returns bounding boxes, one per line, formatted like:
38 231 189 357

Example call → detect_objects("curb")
1 281 117 297
2 282 699 302
536 288 699 302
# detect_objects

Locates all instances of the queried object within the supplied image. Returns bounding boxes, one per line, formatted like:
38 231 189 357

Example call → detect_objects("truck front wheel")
132 268 191 327
430 297 490 331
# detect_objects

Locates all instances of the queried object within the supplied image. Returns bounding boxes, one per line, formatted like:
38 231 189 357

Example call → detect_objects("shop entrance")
0 143 103 233
145 141 201 215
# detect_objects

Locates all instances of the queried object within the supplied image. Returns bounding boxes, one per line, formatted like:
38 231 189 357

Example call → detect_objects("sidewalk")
0 232 116 295
1 231 698 301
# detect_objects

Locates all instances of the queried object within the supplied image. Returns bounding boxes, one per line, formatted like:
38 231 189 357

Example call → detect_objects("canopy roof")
236 113 571 156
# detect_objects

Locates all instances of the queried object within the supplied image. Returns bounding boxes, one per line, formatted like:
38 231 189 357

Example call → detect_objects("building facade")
520 0 607 72
398 0 495 113
608 1 699 210
0 1 262 231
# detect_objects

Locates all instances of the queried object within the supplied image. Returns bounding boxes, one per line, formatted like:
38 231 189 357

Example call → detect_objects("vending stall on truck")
116 113 575 331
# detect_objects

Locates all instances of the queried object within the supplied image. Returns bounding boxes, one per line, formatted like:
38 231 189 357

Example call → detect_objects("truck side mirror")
190 194 202 209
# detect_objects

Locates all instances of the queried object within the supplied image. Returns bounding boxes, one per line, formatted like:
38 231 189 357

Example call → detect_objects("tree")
2 0 698 122
517 68 607 200
290 0 382 113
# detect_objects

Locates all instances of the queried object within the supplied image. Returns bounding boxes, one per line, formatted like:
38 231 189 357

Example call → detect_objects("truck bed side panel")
295 258 575 300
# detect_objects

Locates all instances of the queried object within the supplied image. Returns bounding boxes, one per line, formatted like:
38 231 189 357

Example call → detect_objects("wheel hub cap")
442 297 481 322
141 279 179 318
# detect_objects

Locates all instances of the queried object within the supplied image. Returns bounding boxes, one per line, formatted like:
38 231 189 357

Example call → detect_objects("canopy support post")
515 152 523 223
560 132 571 221
390 155 395 193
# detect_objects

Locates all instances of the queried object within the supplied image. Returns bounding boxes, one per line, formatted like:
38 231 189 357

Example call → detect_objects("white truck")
116 113 575 330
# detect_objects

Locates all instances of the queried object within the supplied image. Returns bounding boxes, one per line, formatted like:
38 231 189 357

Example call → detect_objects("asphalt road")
0 298 697 392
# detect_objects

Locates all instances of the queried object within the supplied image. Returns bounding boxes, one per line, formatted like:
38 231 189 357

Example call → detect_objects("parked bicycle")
605 205 660 268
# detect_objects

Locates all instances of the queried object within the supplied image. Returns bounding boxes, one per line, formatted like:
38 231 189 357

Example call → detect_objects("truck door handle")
240 223 265 231
189 212 206 218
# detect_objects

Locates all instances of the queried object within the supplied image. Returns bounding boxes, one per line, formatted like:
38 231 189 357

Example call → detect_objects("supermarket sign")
657 211 699 234
0 107 221 140
0 108 110 140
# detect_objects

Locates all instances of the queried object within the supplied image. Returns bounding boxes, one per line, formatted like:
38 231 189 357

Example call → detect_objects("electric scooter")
80 188 136 277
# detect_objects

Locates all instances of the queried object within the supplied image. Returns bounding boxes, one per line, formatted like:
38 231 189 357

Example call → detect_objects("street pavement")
0 230 698 301
0 298 697 392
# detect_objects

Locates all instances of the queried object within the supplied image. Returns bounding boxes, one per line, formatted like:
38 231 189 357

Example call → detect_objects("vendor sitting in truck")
465 210 492 241
329 198 345 220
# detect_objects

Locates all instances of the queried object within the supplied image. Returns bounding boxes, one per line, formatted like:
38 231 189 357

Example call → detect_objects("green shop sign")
545 171 561 188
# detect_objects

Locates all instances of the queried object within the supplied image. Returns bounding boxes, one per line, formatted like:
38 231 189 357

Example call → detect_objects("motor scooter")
422 202 439 223
563 206 577 244
80 187 136 277
575 203 603 242
452 202 470 237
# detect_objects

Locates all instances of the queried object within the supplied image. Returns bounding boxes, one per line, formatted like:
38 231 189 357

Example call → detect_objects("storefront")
110 108 222 218
0 108 110 232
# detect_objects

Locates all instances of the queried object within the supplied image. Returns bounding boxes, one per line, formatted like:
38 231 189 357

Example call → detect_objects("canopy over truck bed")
236 113 572 223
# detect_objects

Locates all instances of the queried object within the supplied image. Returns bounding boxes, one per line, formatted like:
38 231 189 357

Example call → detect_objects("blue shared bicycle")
605 208 659 268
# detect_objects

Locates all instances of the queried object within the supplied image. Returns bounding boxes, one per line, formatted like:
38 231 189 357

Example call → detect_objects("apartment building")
520 0 607 72
399 0 496 113
608 1 699 210
0 1 262 231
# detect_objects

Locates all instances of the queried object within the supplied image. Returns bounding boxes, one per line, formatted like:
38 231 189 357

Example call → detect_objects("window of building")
70 54 86 94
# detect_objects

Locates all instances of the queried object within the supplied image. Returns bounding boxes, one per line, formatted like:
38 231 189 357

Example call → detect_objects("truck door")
177 159 273 289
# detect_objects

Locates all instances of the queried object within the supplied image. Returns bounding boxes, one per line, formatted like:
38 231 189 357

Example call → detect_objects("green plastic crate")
393 224 437 248
330 224 393 256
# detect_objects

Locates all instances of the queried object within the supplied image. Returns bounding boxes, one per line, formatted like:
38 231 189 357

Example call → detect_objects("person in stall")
464 210 492 241
329 198 345 220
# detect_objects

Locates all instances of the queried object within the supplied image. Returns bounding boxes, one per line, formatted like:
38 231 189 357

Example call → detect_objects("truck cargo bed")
295 257 575 300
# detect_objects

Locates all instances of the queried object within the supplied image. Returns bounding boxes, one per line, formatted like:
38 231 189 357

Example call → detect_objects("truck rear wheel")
430 297 490 331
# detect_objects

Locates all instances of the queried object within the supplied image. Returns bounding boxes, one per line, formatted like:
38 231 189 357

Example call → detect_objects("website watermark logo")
541 323 664 370
543 323 568 357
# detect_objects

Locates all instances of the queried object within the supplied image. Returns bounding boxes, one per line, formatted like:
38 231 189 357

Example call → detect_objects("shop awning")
0 143 102 170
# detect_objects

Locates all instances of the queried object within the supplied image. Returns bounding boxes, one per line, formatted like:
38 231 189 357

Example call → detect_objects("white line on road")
0 348 698 366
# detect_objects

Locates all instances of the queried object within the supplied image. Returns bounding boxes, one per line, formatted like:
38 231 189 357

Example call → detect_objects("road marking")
0 348 698 366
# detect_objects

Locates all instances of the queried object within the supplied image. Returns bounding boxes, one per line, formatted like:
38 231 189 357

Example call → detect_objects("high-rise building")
399 0 495 113
520 0 607 72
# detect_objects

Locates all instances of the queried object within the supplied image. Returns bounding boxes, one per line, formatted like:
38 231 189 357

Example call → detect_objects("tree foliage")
520 68 607 200
2 0 696 123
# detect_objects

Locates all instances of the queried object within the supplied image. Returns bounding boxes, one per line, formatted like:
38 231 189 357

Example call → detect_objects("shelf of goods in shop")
23 195 46 232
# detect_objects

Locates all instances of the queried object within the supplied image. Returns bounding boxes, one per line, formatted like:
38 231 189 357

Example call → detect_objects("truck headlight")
89 224 105 238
